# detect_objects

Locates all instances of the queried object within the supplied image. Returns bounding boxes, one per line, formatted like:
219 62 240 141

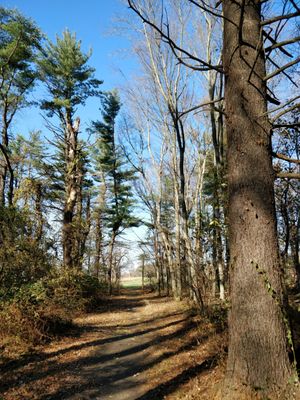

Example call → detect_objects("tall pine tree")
91 91 138 293
38 30 102 268
0 7 42 205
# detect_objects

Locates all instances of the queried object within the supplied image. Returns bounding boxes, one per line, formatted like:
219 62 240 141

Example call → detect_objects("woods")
0 1 300 399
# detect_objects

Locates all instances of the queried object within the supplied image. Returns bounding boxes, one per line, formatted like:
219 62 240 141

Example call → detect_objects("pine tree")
11 131 48 241
91 91 139 293
38 30 102 268
0 7 42 205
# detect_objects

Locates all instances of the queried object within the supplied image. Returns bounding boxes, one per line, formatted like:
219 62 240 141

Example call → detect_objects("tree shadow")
0 288 218 400
136 355 218 400
287 301 300 371
0 317 198 394
0 309 187 377
93 288 172 313
36 326 213 400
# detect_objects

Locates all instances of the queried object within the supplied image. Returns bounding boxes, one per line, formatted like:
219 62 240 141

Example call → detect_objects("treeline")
124 1 300 398
0 8 137 354
123 1 299 308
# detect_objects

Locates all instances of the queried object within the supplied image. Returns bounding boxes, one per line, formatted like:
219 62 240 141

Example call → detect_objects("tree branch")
276 172 300 179
179 97 224 117
127 0 223 73
263 30 293 58
265 36 300 53
271 102 300 121
264 56 300 81
273 122 300 128
261 11 300 26
289 0 300 12
265 53 298 87
187 0 234 23
272 152 300 164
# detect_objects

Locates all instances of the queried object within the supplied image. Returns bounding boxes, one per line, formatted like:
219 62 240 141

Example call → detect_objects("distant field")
121 276 149 288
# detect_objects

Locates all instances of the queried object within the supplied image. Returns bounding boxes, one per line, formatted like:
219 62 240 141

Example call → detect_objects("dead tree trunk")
62 115 80 269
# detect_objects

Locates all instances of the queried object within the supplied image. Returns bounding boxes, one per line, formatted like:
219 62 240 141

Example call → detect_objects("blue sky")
2 0 136 134
1 0 145 268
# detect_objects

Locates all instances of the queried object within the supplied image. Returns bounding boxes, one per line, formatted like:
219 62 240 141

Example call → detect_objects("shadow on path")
1 287 218 400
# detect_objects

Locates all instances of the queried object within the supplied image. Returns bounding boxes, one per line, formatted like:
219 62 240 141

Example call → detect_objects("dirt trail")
0 289 223 400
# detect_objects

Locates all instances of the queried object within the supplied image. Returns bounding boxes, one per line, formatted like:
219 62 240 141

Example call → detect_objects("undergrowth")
0 269 106 359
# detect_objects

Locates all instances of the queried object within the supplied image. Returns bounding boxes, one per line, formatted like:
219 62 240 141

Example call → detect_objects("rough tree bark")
34 181 43 242
94 210 103 279
62 115 80 269
221 0 296 397
0 126 14 206
108 230 117 295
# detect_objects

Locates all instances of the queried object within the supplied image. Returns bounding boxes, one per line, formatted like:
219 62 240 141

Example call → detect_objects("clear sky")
1 0 136 134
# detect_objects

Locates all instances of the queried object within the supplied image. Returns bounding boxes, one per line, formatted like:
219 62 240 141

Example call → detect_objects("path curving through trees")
1 289 223 400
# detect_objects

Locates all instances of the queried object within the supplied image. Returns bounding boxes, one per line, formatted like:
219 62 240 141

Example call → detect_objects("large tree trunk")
94 209 103 279
221 1 295 398
153 229 162 296
62 116 80 268
79 194 91 267
108 230 117 295
0 127 14 206
34 181 43 242
173 169 182 299
291 207 300 288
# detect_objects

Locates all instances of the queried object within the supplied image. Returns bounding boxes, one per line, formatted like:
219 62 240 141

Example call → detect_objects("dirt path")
0 289 224 400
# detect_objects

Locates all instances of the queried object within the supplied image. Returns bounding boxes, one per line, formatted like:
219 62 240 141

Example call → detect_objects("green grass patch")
121 276 148 289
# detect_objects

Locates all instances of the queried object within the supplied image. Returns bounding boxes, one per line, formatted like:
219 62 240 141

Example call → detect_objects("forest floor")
0 288 226 400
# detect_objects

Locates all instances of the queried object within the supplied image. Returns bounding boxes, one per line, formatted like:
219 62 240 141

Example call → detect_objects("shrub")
0 269 106 358
0 206 51 300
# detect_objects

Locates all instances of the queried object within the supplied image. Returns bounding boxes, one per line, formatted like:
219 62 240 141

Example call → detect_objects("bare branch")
289 0 300 12
265 54 298 87
273 122 300 128
276 172 300 179
273 152 300 164
127 0 223 73
187 0 234 23
271 102 300 121
179 97 224 117
264 56 300 81
261 11 300 26
265 36 300 53
263 30 293 58
265 95 299 115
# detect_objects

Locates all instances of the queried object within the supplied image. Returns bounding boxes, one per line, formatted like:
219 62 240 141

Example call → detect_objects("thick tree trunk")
221 1 295 398
0 134 14 206
0 161 7 206
161 231 178 298
174 184 182 299
62 116 80 268
94 210 103 279
291 209 300 288
34 181 43 242
212 187 225 301
79 194 91 268
142 256 145 291
108 230 117 295
154 230 162 295
73 160 84 268
0 115 9 206
209 68 226 302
